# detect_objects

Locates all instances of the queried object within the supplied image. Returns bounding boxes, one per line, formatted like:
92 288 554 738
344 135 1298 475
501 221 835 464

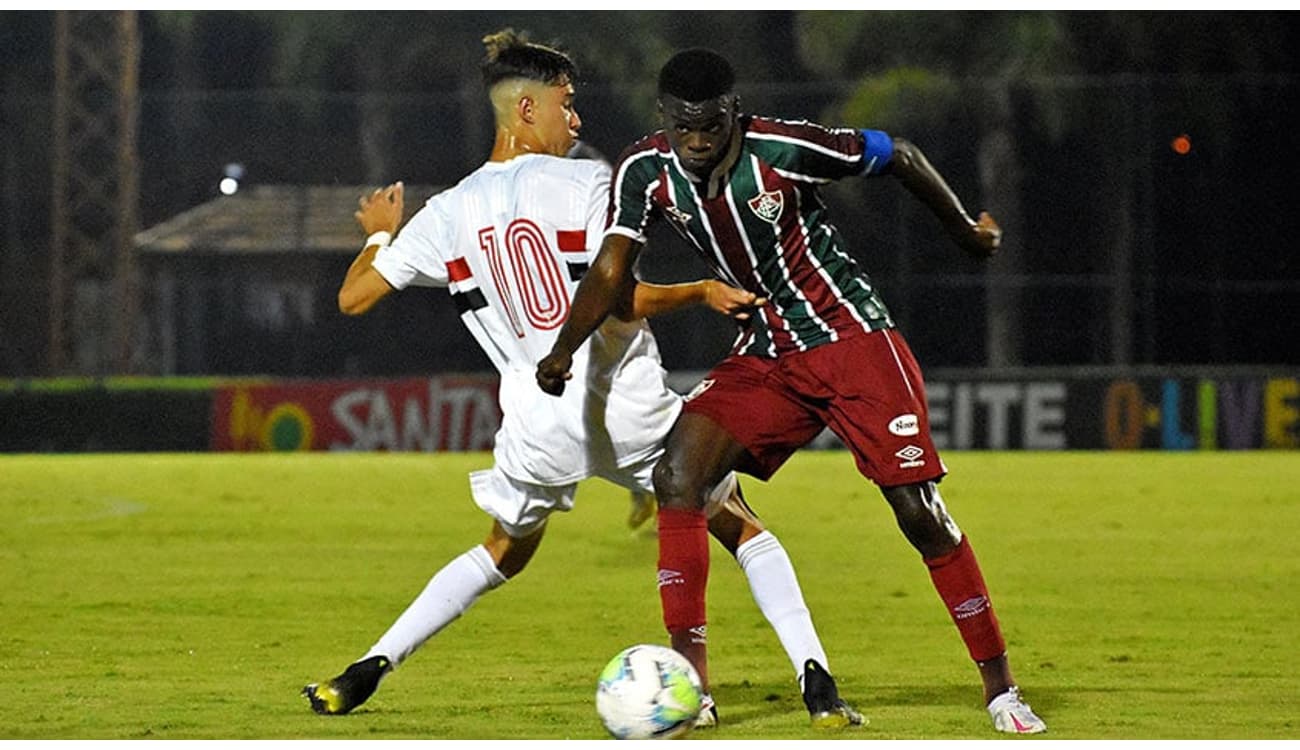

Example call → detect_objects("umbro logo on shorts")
895 444 926 469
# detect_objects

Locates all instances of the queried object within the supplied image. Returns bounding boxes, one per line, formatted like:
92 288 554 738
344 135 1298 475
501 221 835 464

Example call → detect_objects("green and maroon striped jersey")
606 115 896 357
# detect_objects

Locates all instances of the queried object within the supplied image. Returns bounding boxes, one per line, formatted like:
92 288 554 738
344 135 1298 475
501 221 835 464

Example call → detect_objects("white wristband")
365 231 392 248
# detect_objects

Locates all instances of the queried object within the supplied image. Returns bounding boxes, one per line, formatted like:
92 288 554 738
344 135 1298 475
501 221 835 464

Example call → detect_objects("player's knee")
882 483 957 558
652 458 707 511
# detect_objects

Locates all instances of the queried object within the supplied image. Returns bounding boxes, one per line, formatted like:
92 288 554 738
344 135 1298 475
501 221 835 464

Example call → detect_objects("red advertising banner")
206 372 1299 453
210 376 502 452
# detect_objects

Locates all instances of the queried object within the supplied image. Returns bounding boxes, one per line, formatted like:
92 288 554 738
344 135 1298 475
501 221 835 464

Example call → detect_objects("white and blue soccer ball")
595 644 703 740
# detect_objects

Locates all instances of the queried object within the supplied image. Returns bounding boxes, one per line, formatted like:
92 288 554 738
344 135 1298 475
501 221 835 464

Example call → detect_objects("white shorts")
470 458 738 539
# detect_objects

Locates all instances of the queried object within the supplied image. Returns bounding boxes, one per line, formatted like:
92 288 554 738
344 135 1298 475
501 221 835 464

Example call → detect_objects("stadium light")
220 162 246 195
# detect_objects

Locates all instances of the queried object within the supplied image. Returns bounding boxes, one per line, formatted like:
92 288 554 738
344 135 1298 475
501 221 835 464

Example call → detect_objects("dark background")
3 10 1298 378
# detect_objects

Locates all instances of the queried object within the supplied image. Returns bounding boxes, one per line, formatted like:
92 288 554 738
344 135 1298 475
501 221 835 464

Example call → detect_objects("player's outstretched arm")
338 182 404 316
536 233 641 396
623 279 766 322
888 139 1001 260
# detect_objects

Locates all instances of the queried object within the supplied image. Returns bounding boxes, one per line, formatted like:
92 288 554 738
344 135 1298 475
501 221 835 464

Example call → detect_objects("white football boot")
693 692 718 728
987 686 1047 734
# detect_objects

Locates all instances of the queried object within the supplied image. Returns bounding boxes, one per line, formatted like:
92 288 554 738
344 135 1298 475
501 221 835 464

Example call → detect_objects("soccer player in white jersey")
302 29 862 729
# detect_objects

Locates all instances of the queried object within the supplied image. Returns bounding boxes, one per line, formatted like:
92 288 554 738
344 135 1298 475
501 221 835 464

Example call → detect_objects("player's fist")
355 181 404 236
703 280 766 321
962 211 1001 259
536 349 573 396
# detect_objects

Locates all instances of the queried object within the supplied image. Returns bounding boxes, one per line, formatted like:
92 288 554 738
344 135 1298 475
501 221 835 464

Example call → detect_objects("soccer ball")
595 644 703 740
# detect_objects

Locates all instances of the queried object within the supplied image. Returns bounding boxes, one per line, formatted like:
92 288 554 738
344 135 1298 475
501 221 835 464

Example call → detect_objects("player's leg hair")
881 480 963 559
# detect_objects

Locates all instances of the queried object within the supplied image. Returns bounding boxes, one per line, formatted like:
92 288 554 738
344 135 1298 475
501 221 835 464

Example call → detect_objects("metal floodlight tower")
49 10 140 374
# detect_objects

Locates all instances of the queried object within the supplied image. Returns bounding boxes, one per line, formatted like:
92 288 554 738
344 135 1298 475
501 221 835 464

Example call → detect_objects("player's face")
658 93 738 178
534 78 582 157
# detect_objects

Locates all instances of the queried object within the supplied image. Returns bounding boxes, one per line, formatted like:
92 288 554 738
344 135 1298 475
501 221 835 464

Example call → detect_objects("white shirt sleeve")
371 195 452 290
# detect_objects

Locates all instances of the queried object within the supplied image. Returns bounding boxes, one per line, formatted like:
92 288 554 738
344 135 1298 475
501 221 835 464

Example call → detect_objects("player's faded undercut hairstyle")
658 48 735 101
481 28 577 88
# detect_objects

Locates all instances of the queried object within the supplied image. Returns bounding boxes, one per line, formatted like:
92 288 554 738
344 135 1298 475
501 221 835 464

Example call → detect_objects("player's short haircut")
481 28 577 88
658 48 735 101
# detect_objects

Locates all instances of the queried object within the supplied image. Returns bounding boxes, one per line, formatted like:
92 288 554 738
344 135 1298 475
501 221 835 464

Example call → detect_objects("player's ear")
518 95 536 124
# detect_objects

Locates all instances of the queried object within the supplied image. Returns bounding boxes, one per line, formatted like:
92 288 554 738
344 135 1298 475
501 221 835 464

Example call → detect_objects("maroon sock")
657 507 710 689
926 536 1007 662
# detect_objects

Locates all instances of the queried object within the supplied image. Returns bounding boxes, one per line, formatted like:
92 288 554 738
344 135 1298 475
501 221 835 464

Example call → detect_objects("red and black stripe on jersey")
450 231 588 320
609 115 896 357
556 230 590 281
447 257 487 315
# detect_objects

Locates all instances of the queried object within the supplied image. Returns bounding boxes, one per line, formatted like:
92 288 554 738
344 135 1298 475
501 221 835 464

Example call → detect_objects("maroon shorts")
681 328 946 487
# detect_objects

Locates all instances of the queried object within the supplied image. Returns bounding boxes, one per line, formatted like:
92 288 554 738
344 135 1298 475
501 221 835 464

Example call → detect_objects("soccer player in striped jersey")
303 31 862 730
537 48 1047 735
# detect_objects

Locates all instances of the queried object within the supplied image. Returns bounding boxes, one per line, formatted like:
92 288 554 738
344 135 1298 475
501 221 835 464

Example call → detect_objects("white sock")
364 545 506 667
735 530 830 685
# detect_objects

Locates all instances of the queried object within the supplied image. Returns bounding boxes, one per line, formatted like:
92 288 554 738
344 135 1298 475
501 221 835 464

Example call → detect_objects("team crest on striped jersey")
747 189 784 223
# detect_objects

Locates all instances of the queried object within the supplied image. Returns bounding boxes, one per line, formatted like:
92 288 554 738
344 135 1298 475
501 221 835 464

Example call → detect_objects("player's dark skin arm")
537 234 762 395
536 233 641 396
887 138 1002 260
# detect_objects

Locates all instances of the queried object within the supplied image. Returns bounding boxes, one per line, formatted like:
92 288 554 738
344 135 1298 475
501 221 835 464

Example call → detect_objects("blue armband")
860 129 894 175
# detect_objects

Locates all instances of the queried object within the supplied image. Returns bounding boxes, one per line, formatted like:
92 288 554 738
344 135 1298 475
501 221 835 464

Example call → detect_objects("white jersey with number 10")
371 154 681 486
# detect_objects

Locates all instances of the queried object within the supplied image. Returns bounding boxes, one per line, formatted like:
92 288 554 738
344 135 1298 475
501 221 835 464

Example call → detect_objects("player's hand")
355 181 404 236
961 211 1001 259
703 280 767 321
536 349 573 396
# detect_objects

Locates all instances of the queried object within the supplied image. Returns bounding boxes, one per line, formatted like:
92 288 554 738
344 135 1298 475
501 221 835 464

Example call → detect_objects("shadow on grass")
713 679 1094 727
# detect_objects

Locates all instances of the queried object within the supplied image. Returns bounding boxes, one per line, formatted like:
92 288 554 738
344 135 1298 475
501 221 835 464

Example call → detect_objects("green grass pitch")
1 451 1296 739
